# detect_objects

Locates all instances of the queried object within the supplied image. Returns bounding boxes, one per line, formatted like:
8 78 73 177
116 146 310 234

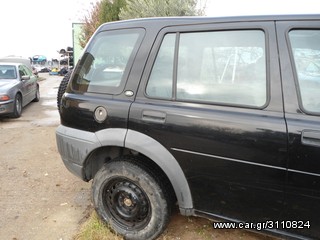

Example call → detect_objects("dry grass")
73 209 215 240
73 211 123 240
73 209 272 240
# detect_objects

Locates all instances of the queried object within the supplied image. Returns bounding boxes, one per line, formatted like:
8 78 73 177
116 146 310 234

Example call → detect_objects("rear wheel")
57 70 72 111
92 157 172 240
12 94 22 118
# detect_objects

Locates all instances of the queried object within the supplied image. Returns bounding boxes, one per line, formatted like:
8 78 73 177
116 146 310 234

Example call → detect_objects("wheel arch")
82 128 193 213
16 90 23 100
124 129 193 212
15 90 25 107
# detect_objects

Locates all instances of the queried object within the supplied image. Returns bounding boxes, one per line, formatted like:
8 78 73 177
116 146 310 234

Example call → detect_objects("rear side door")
277 20 320 239
129 21 288 222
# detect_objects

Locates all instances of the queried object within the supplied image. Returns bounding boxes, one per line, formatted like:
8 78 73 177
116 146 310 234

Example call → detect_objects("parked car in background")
32 55 47 65
0 62 40 117
33 64 51 73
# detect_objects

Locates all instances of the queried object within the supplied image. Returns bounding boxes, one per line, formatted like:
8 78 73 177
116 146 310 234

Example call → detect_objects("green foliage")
79 1 102 48
100 0 126 23
79 0 126 48
119 0 205 20
79 0 205 48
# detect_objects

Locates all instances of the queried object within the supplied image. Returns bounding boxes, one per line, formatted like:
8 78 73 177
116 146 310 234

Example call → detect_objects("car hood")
0 79 19 91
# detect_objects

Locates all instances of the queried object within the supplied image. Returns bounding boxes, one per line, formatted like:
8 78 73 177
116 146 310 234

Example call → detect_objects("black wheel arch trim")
56 126 193 211
124 129 193 210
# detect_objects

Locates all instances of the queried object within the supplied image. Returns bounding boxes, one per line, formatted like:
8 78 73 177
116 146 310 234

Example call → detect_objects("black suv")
56 15 320 240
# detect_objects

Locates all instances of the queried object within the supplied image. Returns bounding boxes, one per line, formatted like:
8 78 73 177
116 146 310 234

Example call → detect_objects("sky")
0 0 319 60
0 0 98 59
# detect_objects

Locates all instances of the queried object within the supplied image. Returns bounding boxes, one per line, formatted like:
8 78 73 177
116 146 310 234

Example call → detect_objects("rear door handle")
142 110 166 123
301 130 320 147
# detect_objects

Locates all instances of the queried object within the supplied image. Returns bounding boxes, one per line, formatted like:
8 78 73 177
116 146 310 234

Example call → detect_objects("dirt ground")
0 74 91 240
0 73 276 240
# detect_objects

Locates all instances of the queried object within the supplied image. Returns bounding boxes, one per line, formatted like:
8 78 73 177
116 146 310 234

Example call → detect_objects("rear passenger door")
130 22 288 222
277 20 320 239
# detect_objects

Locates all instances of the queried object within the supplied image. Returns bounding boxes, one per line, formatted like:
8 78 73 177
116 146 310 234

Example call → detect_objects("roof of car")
0 57 31 69
0 62 21 67
99 14 320 31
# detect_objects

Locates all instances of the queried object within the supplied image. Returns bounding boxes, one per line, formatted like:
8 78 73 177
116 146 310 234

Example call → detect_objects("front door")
18 65 36 104
277 21 320 239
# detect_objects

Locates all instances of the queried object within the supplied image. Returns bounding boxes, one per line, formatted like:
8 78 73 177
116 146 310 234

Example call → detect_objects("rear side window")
72 28 144 94
289 30 320 114
146 30 267 107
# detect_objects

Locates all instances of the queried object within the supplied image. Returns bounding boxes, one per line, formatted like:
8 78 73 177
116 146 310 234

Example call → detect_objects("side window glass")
146 34 175 98
177 30 266 107
289 30 320 113
18 66 27 78
19 70 24 78
22 65 32 76
72 28 144 94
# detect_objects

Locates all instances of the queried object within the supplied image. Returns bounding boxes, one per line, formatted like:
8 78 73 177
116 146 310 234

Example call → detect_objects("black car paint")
275 20 320 238
59 16 320 239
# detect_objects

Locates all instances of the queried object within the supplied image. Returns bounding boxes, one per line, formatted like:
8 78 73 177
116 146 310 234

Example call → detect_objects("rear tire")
92 156 172 240
57 70 72 111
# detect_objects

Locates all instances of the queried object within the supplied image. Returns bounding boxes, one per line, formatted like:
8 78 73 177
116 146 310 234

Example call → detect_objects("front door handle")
142 110 166 123
301 130 320 147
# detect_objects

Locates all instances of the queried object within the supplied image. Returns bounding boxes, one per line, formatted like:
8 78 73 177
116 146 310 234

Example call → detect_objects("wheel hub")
123 197 133 207
103 178 151 230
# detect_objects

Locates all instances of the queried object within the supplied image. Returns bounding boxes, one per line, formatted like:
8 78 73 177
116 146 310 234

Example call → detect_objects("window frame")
287 28 320 116
71 28 145 95
144 24 270 110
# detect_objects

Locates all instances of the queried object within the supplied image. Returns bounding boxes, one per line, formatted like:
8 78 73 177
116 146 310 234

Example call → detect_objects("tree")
79 1 101 48
119 0 205 20
79 0 126 48
79 0 205 48
100 0 126 22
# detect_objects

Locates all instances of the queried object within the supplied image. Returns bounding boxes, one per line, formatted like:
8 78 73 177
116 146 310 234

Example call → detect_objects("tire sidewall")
92 161 169 240
57 70 72 111
13 94 22 118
